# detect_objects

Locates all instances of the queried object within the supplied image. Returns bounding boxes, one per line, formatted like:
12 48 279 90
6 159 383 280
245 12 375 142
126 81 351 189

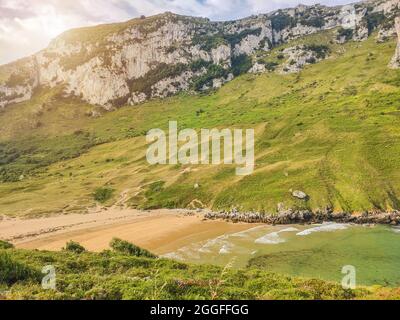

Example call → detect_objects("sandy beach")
0 208 255 254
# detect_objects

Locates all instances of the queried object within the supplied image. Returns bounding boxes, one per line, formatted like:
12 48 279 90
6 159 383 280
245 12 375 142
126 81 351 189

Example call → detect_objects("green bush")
337 28 354 41
190 59 212 72
304 44 330 59
0 240 14 250
365 12 385 34
0 252 40 285
231 54 253 76
64 241 86 254
129 63 187 96
301 17 325 28
5 73 27 87
192 28 261 51
270 12 296 31
264 61 279 71
224 28 262 47
192 34 228 51
93 187 114 203
192 64 229 91
109 238 157 258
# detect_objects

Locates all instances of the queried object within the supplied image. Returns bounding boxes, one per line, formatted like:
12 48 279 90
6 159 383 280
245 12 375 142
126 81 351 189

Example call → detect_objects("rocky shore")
203 208 400 225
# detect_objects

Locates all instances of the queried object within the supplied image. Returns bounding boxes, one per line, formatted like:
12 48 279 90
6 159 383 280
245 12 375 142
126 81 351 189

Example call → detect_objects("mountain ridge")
1 0 399 109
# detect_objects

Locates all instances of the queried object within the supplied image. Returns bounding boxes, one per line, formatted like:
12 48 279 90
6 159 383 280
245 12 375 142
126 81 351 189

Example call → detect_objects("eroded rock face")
0 1 399 109
389 17 400 69
279 44 329 74
0 57 39 108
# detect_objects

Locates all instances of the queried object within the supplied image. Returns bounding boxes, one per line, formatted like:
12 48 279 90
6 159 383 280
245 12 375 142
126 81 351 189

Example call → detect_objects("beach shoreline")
0 208 254 254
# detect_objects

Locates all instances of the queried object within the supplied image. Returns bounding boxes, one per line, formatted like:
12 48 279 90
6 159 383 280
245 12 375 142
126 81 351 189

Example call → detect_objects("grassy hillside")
1 242 399 300
1 31 400 216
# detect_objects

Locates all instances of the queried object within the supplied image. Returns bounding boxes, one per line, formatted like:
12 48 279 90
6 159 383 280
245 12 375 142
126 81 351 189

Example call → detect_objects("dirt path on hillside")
0 208 254 254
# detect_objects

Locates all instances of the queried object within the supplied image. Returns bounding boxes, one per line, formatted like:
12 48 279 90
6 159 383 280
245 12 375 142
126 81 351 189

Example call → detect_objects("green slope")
1 31 400 217
1 244 399 300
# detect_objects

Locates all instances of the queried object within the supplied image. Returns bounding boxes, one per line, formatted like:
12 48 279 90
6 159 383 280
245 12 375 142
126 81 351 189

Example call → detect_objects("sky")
0 0 351 65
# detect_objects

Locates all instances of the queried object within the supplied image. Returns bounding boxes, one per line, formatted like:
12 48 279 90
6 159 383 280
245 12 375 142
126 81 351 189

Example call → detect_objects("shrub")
264 61 279 71
337 28 354 41
192 34 228 51
5 73 27 87
365 12 385 34
109 238 157 258
0 252 40 285
231 54 252 76
93 187 114 203
301 17 325 28
270 12 296 31
190 59 212 72
192 28 262 51
224 28 262 47
306 57 316 64
191 64 229 91
129 63 187 96
304 44 329 59
0 240 14 250
64 241 86 254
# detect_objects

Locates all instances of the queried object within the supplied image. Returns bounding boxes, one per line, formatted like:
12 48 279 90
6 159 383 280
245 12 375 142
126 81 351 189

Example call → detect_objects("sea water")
163 223 400 286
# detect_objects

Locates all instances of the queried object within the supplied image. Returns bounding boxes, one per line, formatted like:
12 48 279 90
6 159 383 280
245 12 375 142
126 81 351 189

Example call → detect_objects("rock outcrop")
1 1 399 109
204 208 400 226
390 17 400 68
279 44 330 74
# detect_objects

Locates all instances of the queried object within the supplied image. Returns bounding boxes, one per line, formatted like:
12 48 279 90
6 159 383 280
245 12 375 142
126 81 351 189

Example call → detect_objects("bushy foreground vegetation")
0 31 400 216
0 240 399 300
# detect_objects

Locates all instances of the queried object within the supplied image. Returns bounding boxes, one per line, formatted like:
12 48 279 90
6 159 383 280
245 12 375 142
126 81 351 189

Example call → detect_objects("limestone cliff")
0 0 399 109
390 16 400 68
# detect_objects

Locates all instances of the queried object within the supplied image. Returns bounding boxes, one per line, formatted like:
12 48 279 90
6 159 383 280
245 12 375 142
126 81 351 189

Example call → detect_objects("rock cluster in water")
203 208 400 225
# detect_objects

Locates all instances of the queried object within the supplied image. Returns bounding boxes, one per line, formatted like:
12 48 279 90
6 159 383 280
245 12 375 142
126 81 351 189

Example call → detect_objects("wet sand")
0 208 255 254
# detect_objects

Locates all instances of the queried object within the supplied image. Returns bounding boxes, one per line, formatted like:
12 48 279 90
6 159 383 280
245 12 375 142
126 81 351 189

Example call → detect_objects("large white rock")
389 17 400 69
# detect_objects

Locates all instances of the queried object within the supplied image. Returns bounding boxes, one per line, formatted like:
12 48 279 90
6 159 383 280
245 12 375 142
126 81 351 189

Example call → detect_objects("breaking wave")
296 223 349 236
255 232 286 244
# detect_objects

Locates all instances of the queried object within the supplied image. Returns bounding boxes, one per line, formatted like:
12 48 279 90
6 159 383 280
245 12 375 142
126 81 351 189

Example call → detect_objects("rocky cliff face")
0 0 399 109
390 16 400 67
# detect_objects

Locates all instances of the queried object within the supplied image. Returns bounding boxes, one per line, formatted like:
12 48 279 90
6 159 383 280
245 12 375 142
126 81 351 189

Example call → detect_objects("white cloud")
0 0 350 65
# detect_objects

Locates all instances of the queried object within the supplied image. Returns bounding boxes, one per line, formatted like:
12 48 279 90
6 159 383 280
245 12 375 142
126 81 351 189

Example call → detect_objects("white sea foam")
296 223 348 236
279 227 299 233
254 226 298 245
392 227 400 233
255 232 286 244
230 226 265 238
219 243 233 254
201 235 227 249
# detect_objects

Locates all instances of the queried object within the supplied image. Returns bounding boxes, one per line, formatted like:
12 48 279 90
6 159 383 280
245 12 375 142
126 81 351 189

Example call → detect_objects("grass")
1 243 400 300
0 31 400 216
109 238 157 258
0 251 41 285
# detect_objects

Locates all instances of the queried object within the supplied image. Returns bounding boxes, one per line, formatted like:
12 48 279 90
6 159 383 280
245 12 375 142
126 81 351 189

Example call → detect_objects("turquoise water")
164 223 400 286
